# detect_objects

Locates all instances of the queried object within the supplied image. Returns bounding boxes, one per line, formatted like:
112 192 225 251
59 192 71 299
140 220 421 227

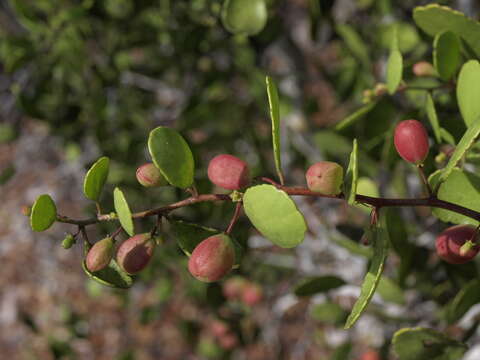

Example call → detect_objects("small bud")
86 237 114 272
241 283 263 306
222 276 247 299
413 61 436 77
117 233 156 274
305 161 343 195
136 163 168 187
374 83 388 97
362 89 373 104
21 205 32 216
393 120 429 164
188 234 235 282
207 154 250 190
62 234 76 249
436 225 480 264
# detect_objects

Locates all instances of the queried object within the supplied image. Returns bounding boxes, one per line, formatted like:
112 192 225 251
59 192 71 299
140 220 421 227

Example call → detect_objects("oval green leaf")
433 169 480 226
83 156 110 201
392 327 467 360
30 194 57 232
457 61 480 127
425 94 441 143
294 276 346 297
82 259 133 289
437 116 480 186
377 276 405 305
266 76 284 184
221 0 267 36
113 187 135 236
386 49 403 94
148 126 194 189
447 279 480 324
344 217 389 329
169 219 242 267
433 31 460 81
335 102 377 131
343 139 358 205
311 302 347 325
243 184 306 248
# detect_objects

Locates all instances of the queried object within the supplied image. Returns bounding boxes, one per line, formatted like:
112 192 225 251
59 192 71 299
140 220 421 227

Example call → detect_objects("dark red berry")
117 233 156 274
207 154 250 190
435 225 479 264
394 120 429 164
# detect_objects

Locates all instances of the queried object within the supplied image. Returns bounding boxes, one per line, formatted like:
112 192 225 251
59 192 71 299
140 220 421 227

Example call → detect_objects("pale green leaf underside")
344 139 358 205
83 156 110 201
392 327 467 360
30 194 57 232
433 169 480 226
266 76 284 184
113 187 135 236
344 218 389 329
386 50 403 94
294 276 346 297
457 61 480 127
82 259 133 289
413 4 480 58
425 93 441 143
243 184 306 248
148 126 194 189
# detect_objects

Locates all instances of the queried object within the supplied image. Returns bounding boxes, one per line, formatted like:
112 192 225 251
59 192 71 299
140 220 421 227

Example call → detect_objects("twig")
225 202 243 235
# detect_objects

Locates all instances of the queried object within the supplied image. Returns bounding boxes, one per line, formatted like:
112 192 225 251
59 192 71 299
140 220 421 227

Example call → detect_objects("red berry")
436 225 479 264
86 237 114 272
393 120 429 164
241 283 263 306
305 161 343 195
207 154 250 190
116 233 156 274
188 234 235 282
136 163 168 187
222 276 248 299
412 61 435 77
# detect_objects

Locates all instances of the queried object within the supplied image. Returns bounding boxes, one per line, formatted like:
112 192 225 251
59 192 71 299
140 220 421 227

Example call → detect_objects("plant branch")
225 202 243 235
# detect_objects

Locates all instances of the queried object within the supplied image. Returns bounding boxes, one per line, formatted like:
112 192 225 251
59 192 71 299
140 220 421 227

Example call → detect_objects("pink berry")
116 233 156 274
86 237 114 272
393 120 429 164
305 161 343 195
136 163 168 187
207 154 250 190
222 276 247 299
436 225 479 264
241 283 263 306
188 234 235 282
412 61 436 77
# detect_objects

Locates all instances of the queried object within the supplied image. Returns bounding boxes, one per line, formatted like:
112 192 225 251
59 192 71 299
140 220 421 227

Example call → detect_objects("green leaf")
386 50 403 94
294 276 346 297
169 219 242 266
30 194 57 232
148 126 194 189
113 187 135 236
336 24 370 68
355 177 378 213
447 279 480 324
457 61 480 127
82 259 133 289
344 218 389 329
425 94 442 143
437 116 480 186
221 0 267 36
377 277 405 305
83 156 109 201
433 31 461 81
343 139 358 205
413 4 480 58
433 169 480 226
392 327 468 360
440 128 456 145
330 233 373 259
266 76 284 184
243 184 306 248
310 302 347 325
335 102 377 131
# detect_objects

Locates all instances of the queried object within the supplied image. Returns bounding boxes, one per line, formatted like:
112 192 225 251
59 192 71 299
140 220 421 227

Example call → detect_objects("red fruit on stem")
116 233 156 274
241 283 263 306
393 120 429 164
305 161 343 195
136 163 168 187
436 225 479 264
86 237 114 272
188 234 235 282
207 154 250 190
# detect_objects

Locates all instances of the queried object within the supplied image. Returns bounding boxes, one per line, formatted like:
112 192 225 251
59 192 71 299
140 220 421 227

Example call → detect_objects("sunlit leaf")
344 139 358 205
457 61 480 127
83 156 109 201
433 31 460 81
113 187 135 236
266 76 284 184
30 194 57 232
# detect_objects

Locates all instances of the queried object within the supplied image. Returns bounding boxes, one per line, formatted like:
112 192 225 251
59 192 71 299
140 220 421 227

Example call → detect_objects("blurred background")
2 0 480 359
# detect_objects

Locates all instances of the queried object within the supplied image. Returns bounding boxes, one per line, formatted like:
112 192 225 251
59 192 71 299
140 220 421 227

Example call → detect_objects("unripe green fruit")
116 233 156 274
86 237 114 272
221 0 267 36
305 161 343 195
207 154 250 190
435 225 479 264
412 61 436 77
136 163 168 187
393 120 429 164
62 234 75 249
188 234 235 282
